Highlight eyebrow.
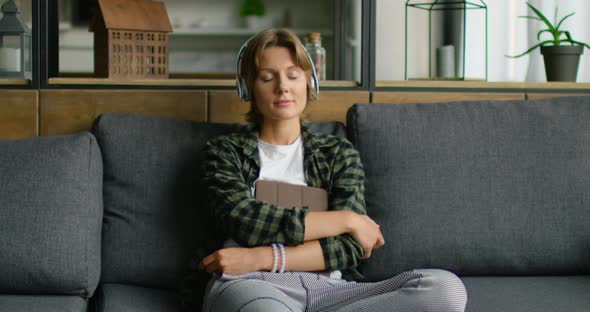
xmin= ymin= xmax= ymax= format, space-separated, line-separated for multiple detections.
xmin=259 ymin=66 xmax=301 ymax=73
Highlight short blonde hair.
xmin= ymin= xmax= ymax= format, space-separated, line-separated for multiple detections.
xmin=238 ymin=28 xmax=318 ymax=126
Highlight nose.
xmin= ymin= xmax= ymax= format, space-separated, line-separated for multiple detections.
xmin=276 ymin=75 xmax=289 ymax=94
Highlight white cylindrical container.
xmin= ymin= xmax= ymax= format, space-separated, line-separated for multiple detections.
xmin=436 ymin=45 xmax=455 ymax=78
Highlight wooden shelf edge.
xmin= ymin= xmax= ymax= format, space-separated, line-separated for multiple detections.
xmin=376 ymin=80 xmax=590 ymax=90
xmin=319 ymin=80 xmax=359 ymax=87
xmin=0 ymin=79 xmax=31 ymax=86
xmin=49 ymin=78 xmax=236 ymax=87
xmin=48 ymin=78 xmax=358 ymax=88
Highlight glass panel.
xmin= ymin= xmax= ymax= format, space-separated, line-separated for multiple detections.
xmin=341 ymin=0 xmax=362 ymax=82
xmin=376 ymin=0 xmax=590 ymax=83
xmin=376 ymin=0 xmax=488 ymax=81
xmin=56 ymin=0 xmax=362 ymax=84
xmin=14 ymin=0 xmax=32 ymax=26
xmin=24 ymin=34 xmax=31 ymax=71
xmin=0 ymin=35 xmax=21 ymax=71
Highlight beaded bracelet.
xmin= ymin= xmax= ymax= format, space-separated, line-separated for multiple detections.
xmin=271 ymin=243 xmax=279 ymax=273
xmin=278 ymin=243 xmax=286 ymax=273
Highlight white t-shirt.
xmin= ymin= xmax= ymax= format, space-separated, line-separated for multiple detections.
xmin=257 ymin=135 xmax=306 ymax=186
xmin=255 ymin=136 xmax=342 ymax=280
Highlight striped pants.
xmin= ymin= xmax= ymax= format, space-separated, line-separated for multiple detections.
xmin=202 ymin=269 xmax=467 ymax=312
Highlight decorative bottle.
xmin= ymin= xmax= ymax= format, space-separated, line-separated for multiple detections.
xmin=305 ymin=32 xmax=326 ymax=80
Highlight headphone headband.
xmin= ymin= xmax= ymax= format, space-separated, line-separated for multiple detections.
xmin=236 ymin=34 xmax=319 ymax=102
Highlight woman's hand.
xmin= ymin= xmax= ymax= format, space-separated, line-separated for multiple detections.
xmin=198 ymin=247 xmax=272 ymax=275
xmin=348 ymin=213 xmax=385 ymax=259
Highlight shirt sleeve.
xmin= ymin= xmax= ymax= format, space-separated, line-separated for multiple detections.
xmin=204 ymin=138 xmax=309 ymax=247
xmin=318 ymin=140 xmax=367 ymax=278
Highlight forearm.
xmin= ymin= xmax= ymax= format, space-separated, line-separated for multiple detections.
xmin=256 ymin=240 xmax=326 ymax=272
xmin=304 ymin=211 xmax=354 ymax=241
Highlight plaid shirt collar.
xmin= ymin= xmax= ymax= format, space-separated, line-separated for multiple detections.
xmin=242 ymin=124 xmax=321 ymax=161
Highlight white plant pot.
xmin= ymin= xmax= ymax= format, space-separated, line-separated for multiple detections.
xmin=244 ymin=16 xmax=271 ymax=29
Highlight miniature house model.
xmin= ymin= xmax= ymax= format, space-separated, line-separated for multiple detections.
xmin=90 ymin=0 xmax=173 ymax=79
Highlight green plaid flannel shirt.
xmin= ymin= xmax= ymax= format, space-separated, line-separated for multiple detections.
xmin=204 ymin=125 xmax=366 ymax=280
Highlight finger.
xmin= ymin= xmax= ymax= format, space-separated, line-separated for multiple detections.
xmin=374 ymin=236 xmax=385 ymax=249
xmin=363 ymin=248 xmax=372 ymax=259
xmin=205 ymin=260 xmax=221 ymax=274
xmin=199 ymin=253 xmax=216 ymax=270
xmin=377 ymin=232 xmax=385 ymax=248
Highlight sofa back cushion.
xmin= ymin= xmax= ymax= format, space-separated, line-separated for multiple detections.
xmin=347 ymin=97 xmax=590 ymax=281
xmin=93 ymin=113 xmax=346 ymax=290
xmin=93 ymin=114 xmax=241 ymax=290
xmin=0 ymin=132 xmax=102 ymax=297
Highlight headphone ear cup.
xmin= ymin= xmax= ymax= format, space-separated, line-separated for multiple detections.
xmin=240 ymin=77 xmax=249 ymax=101
xmin=236 ymin=37 xmax=251 ymax=102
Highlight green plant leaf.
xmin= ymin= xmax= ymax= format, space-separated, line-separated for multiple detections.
xmin=556 ymin=12 xmax=575 ymax=30
xmin=571 ymin=40 xmax=590 ymax=50
xmin=555 ymin=38 xmax=573 ymax=45
xmin=506 ymin=40 xmax=553 ymax=58
xmin=554 ymin=30 xmax=567 ymax=44
xmin=536 ymin=29 xmax=552 ymax=41
xmin=518 ymin=2 xmax=590 ymax=51
xmin=518 ymin=15 xmax=542 ymax=21
xmin=239 ymin=0 xmax=266 ymax=17
xmin=526 ymin=2 xmax=556 ymax=32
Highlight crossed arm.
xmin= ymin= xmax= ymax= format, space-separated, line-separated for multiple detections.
xmin=199 ymin=211 xmax=384 ymax=275
xmin=199 ymin=139 xmax=384 ymax=276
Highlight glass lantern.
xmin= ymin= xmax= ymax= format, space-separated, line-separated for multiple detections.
xmin=405 ymin=0 xmax=487 ymax=81
xmin=0 ymin=0 xmax=32 ymax=79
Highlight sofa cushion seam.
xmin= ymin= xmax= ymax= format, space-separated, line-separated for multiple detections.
xmin=86 ymin=133 xmax=91 ymax=298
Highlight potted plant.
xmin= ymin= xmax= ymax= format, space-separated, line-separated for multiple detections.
xmin=240 ymin=0 xmax=267 ymax=29
xmin=508 ymin=2 xmax=590 ymax=82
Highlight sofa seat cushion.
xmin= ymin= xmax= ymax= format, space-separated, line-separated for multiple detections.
xmin=0 ymin=132 xmax=103 ymax=297
xmin=463 ymin=275 xmax=590 ymax=312
xmin=347 ymin=97 xmax=590 ymax=281
xmin=0 ymin=295 xmax=88 ymax=312
xmin=94 ymin=283 xmax=179 ymax=312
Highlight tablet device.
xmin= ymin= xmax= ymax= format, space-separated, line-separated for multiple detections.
xmin=255 ymin=180 xmax=328 ymax=211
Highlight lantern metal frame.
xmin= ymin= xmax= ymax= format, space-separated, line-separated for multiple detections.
xmin=0 ymin=0 xmax=32 ymax=79
xmin=404 ymin=0 xmax=488 ymax=81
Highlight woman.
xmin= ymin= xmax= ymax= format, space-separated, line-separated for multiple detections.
xmin=200 ymin=28 xmax=467 ymax=311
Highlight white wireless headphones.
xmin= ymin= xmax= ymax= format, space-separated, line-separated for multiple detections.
xmin=236 ymin=35 xmax=319 ymax=102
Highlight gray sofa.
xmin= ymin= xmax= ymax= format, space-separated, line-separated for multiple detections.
xmin=1 ymin=96 xmax=589 ymax=311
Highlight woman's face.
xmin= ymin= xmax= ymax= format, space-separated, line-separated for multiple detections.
xmin=252 ymin=46 xmax=308 ymax=125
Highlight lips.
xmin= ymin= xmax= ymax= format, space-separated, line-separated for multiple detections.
xmin=275 ymin=99 xmax=293 ymax=107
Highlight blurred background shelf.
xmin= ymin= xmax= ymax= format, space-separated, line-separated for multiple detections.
xmin=170 ymin=28 xmax=333 ymax=37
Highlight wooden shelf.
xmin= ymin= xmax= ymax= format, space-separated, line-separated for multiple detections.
xmin=170 ymin=28 xmax=333 ymax=37
xmin=48 ymin=78 xmax=357 ymax=87
xmin=0 ymin=79 xmax=30 ymax=86
xmin=376 ymin=80 xmax=590 ymax=90
xmin=49 ymin=78 xmax=235 ymax=87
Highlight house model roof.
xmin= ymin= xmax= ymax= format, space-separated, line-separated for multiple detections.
xmin=91 ymin=0 xmax=172 ymax=32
